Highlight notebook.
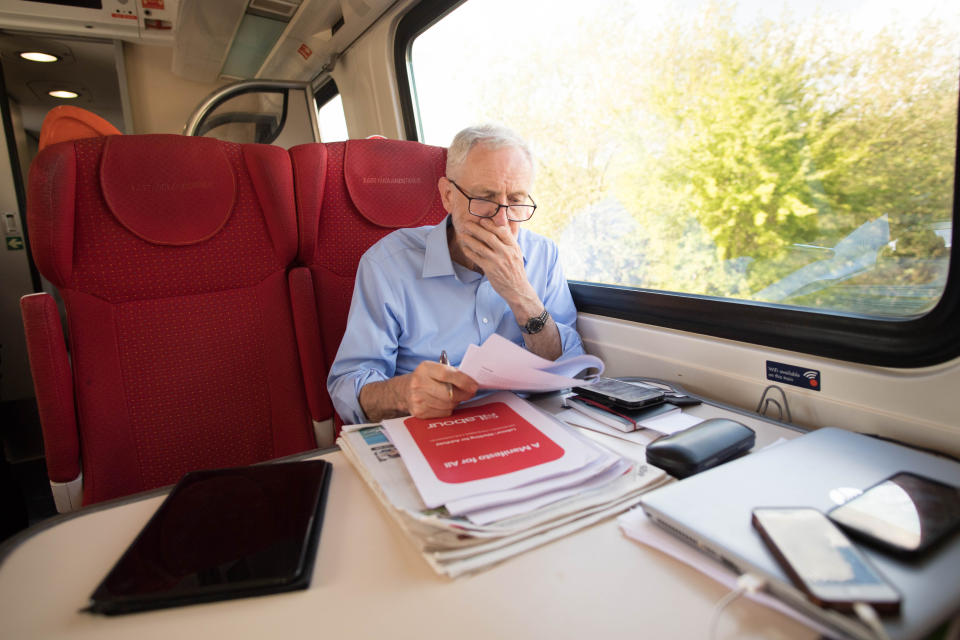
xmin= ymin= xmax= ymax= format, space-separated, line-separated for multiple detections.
xmin=87 ymin=459 xmax=332 ymax=615
xmin=640 ymin=427 xmax=960 ymax=640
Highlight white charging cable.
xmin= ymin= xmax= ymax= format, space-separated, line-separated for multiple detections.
xmin=853 ymin=602 xmax=892 ymax=640
xmin=709 ymin=573 xmax=767 ymax=640
xmin=711 ymin=577 xmax=893 ymax=640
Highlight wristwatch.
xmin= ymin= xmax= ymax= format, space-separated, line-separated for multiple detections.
xmin=519 ymin=308 xmax=550 ymax=335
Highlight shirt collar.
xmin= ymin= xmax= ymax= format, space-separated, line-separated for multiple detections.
xmin=422 ymin=216 xmax=456 ymax=278
xmin=421 ymin=215 xmax=530 ymax=278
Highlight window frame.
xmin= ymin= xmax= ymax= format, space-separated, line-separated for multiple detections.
xmin=394 ymin=0 xmax=960 ymax=368
xmin=314 ymin=78 xmax=340 ymax=110
xmin=313 ymin=77 xmax=350 ymax=142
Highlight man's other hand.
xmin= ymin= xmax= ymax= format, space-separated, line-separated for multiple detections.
xmin=404 ymin=361 xmax=479 ymax=418
xmin=359 ymin=361 xmax=479 ymax=422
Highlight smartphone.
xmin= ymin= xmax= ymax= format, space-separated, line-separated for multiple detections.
xmin=571 ymin=377 xmax=665 ymax=410
xmin=752 ymin=507 xmax=900 ymax=614
xmin=828 ymin=472 xmax=960 ymax=556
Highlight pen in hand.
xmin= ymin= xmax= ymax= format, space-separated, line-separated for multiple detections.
xmin=439 ymin=350 xmax=453 ymax=399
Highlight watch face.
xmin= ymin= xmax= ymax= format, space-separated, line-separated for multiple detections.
xmin=524 ymin=311 xmax=547 ymax=334
xmin=526 ymin=317 xmax=545 ymax=333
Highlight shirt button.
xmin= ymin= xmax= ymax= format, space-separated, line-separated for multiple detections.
xmin=482 ymin=318 xmax=489 ymax=324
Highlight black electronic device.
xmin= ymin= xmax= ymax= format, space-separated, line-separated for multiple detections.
xmin=87 ymin=459 xmax=332 ymax=615
xmin=611 ymin=377 xmax=702 ymax=407
xmin=827 ymin=471 xmax=960 ymax=556
xmin=752 ymin=507 xmax=901 ymax=614
xmin=564 ymin=394 xmax=678 ymax=432
xmin=645 ymin=418 xmax=754 ymax=478
xmin=572 ymin=377 xmax=665 ymax=410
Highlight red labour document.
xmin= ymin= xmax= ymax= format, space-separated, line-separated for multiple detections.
xmin=381 ymin=391 xmax=603 ymax=508
xmin=402 ymin=402 xmax=565 ymax=483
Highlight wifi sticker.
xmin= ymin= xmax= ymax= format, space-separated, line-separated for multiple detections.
xmin=766 ymin=361 xmax=821 ymax=391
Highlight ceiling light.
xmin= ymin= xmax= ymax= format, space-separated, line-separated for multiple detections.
xmin=48 ymin=90 xmax=79 ymax=99
xmin=220 ymin=13 xmax=287 ymax=78
xmin=20 ymin=51 xmax=60 ymax=63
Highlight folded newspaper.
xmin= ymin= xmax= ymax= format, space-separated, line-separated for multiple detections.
xmin=337 ymin=392 xmax=669 ymax=577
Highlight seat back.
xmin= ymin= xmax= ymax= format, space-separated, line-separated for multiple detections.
xmin=26 ymin=134 xmax=316 ymax=505
xmin=290 ymin=138 xmax=449 ymax=425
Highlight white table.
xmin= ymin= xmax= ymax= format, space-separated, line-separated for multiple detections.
xmin=0 ymin=397 xmax=817 ymax=640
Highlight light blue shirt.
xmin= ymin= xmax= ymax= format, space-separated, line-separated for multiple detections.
xmin=327 ymin=216 xmax=585 ymax=424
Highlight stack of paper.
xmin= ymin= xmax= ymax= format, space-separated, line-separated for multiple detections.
xmin=338 ymin=391 xmax=669 ymax=577
xmin=458 ymin=334 xmax=604 ymax=392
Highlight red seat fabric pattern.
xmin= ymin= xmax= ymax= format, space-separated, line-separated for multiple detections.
xmin=25 ymin=134 xmax=316 ymax=505
xmin=290 ymin=138 xmax=449 ymax=428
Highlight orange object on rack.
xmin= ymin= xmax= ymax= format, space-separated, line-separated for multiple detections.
xmin=37 ymin=105 xmax=122 ymax=151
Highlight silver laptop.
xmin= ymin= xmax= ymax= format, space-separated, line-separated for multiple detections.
xmin=640 ymin=427 xmax=960 ymax=640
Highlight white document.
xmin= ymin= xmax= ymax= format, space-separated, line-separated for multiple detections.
xmin=557 ymin=408 xmax=662 ymax=445
xmin=464 ymin=458 xmax=633 ymax=525
xmin=380 ymin=391 xmax=603 ymax=508
xmin=557 ymin=404 xmax=704 ymax=440
xmin=338 ymin=423 xmax=659 ymax=543
xmin=444 ymin=444 xmax=621 ymax=515
xmin=459 ymin=333 xmax=603 ymax=392
xmin=337 ymin=424 xmax=670 ymax=577
xmin=640 ymin=410 xmax=703 ymax=435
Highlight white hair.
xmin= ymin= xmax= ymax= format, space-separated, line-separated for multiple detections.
xmin=446 ymin=124 xmax=534 ymax=180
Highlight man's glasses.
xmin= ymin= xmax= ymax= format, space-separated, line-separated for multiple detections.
xmin=449 ymin=180 xmax=537 ymax=222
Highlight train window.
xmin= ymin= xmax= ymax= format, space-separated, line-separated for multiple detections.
xmin=397 ymin=0 xmax=960 ymax=367
xmin=187 ymin=83 xmax=318 ymax=147
xmin=315 ymin=80 xmax=348 ymax=142
xmin=194 ymin=89 xmax=290 ymax=144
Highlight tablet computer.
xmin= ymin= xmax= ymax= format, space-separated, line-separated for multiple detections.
xmin=87 ymin=459 xmax=332 ymax=615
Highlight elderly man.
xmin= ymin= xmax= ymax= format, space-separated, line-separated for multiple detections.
xmin=327 ymin=124 xmax=584 ymax=424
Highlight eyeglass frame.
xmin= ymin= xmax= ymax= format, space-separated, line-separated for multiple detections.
xmin=448 ymin=180 xmax=538 ymax=222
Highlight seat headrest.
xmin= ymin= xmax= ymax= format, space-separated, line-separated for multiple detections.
xmin=38 ymin=105 xmax=122 ymax=151
xmin=343 ymin=138 xmax=447 ymax=228
xmin=100 ymin=135 xmax=236 ymax=246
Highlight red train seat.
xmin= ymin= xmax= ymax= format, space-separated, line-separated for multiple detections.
xmin=289 ymin=138 xmax=449 ymax=431
xmin=22 ymin=134 xmax=318 ymax=509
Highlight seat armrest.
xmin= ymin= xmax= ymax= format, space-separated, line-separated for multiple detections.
xmin=288 ymin=268 xmax=333 ymax=434
xmin=20 ymin=293 xmax=80 ymax=483
xmin=50 ymin=474 xmax=83 ymax=513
